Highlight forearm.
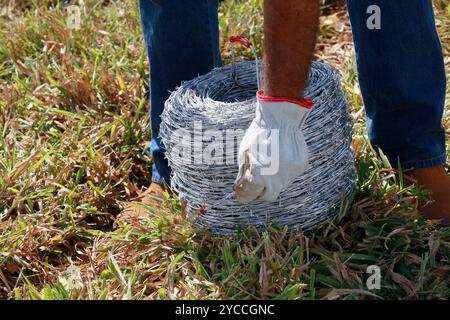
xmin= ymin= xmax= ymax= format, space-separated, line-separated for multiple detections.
xmin=263 ymin=0 xmax=320 ymax=100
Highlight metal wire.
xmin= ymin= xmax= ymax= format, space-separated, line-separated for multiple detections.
xmin=160 ymin=60 xmax=356 ymax=235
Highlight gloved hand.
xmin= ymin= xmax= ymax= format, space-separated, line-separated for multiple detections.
xmin=234 ymin=90 xmax=313 ymax=204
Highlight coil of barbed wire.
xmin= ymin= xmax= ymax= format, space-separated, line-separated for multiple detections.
xmin=160 ymin=60 xmax=356 ymax=235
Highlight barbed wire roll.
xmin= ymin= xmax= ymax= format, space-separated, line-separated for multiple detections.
xmin=160 ymin=60 xmax=356 ymax=235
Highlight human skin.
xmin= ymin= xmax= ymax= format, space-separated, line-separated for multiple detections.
xmin=263 ymin=0 xmax=319 ymax=100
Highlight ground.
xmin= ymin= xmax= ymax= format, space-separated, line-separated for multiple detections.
xmin=0 ymin=0 xmax=449 ymax=300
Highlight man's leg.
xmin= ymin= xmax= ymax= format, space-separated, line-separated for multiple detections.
xmin=347 ymin=0 xmax=449 ymax=221
xmin=140 ymin=0 xmax=222 ymax=187
xmin=119 ymin=0 xmax=221 ymax=222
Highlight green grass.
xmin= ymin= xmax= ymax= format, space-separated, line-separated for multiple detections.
xmin=0 ymin=0 xmax=449 ymax=300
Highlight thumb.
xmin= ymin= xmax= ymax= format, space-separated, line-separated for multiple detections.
xmin=234 ymin=152 xmax=264 ymax=204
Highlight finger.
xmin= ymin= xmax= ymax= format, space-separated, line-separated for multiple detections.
xmin=235 ymin=178 xmax=264 ymax=204
xmin=259 ymin=184 xmax=281 ymax=203
xmin=234 ymin=151 xmax=251 ymax=189
xmin=234 ymin=152 xmax=264 ymax=203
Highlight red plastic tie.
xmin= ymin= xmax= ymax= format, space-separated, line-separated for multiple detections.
xmin=229 ymin=35 xmax=253 ymax=49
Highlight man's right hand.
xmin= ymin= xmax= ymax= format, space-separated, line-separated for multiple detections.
xmin=234 ymin=91 xmax=313 ymax=204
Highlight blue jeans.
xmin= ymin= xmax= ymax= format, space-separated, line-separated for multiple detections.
xmin=138 ymin=0 xmax=447 ymax=185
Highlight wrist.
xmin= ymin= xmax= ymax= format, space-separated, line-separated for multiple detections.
xmin=255 ymin=91 xmax=313 ymax=128
xmin=257 ymin=90 xmax=313 ymax=109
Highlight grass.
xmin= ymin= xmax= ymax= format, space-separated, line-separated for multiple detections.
xmin=0 ymin=0 xmax=449 ymax=300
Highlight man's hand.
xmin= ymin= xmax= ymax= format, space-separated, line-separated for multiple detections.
xmin=234 ymin=0 xmax=319 ymax=204
xmin=234 ymin=91 xmax=313 ymax=204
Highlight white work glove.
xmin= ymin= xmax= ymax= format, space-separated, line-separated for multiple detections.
xmin=234 ymin=91 xmax=313 ymax=204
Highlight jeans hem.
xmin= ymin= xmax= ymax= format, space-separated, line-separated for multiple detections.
xmin=151 ymin=177 xmax=165 ymax=185
xmin=400 ymin=153 xmax=447 ymax=171
xmin=151 ymin=166 xmax=169 ymax=185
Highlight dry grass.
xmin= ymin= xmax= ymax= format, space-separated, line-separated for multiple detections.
xmin=0 ymin=0 xmax=449 ymax=300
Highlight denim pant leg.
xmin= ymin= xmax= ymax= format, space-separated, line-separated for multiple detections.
xmin=138 ymin=0 xmax=222 ymax=185
xmin=347 ymin=0 xmax=447 ymax=169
